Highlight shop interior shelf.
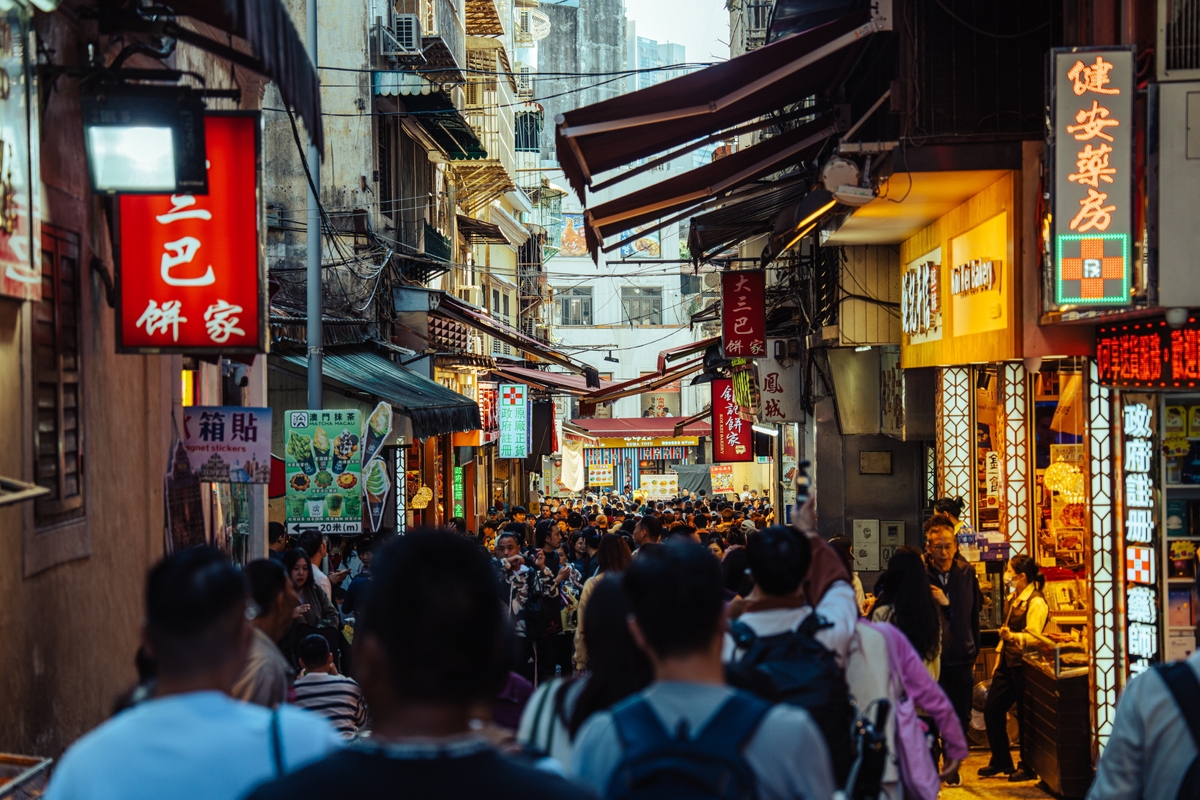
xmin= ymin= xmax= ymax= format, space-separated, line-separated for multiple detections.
xmin=1167 ymin=576 xmax=1197 ymax=582
xmin=1165 ymin=485 xmax=1200 ymax=498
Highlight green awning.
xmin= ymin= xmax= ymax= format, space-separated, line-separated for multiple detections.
xmin=277 ymin=347 xmax=480 ymax=440
xmin=422 ymin=113 xmax=488 ymax=161
xmin=374 ymin=71 xmax=488 ymax=161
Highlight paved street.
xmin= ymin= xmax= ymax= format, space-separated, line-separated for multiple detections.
xmin=946 ymin=753 xmax=1057 ymax=800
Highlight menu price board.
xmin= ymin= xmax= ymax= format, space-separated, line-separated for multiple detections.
xmin=640 ymin=473 xmax=679 ymax=500
xmin=589 ymin=463 xmax=614 ymax=487
xmin=1051 ymin=48 xmax=1135 ymax=307
xmin=710 ymin=464 xmax=735 ymax=493
xmin=285 ymin=409 xmax=362 ymax=535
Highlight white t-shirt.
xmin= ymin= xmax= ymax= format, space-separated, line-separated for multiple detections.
xmin=44 ymin=691 xmax=342 ymax=800
xmin=311 ymin=564 xmax=333 ymax=601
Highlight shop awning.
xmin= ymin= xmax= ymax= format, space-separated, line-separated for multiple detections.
xmin=583 ymin=117 xmax=835 ymax=260
xmin=658 ymin=336 xmax=721 ymax=372
xmin=687 ymin=176 xmax=814 ymax=264
xmin=372 ymin=75 xmax=489 ymax=161
xmin=555 ymin=9 xmax=880 ymax=199
xmin=277 ymin=347 xmax=480 ymax=440
xmin=569 ymin=417 xmax=713 ymax=440
xmin=582 ymin=357 xmax=705 ymax=405
xmin=456 ymin=214 xmax=509 ymax=244
xmin=112 ymin=0 xmax=324 ymax=150
xmin=492 ymin=365 xmax=614 ymax=396
xmin=562 ymin=420 xmax=600 ymax=445
xmin=434 ymin=294 xmax=601 ymax=386
xmin=673 ymin=407 xmax=713 ymax=437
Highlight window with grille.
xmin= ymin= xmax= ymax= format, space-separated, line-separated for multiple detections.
xmin=502 ymin=292 xmax=511 ymax=323
xmin=34 ymin=227 xmax=84 ymax=526
xmin=557 ymin=287 xmax=593 ymax=326
xmin=621 ymin=286 xmax=662 ymax=325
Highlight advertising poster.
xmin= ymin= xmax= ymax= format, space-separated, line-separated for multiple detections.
xmin=619 ymin=224 xmax=662 ymax=259
xmin=710 ymin=464 xmax=735 ymax=493
xmin=0 ymin=4 xmax=40 ymax=302
xmin=640 ymin=473 xmax=679 ymax=500
xmin=181 ymin=406 xmax=271 ymax=483
xmin=285 ymin=409 xmax=362 ymax=534
xmin=589 ymin=463 xmax=614 ymax=486
xmin=560 ymin=213 xmax=587 ymax=258
xmin=499 ymin=384 xmax=530 ymax=459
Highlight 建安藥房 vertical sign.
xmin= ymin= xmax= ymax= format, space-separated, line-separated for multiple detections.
xmin=1122 ymin=399 xmax=1159 ymax=676
xmin=498 ymin=384 xmax=529 ymax=459
xmin=1052 ymin=48 xmax=1134 ymax=307
xmin=721 ymin=270 xmax=766 ymax=358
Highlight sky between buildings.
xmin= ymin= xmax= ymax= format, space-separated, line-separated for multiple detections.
xmin=624 ymin=0 xmax=731 ymax=64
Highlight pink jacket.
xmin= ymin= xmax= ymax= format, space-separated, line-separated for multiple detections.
xmin=869 ymin=621 xmax=969 ymax=761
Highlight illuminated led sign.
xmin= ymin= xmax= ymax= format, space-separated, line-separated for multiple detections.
xmin=1052 ymin=48 xmax=1135 ymax=307
xmin=1121 ymin=400 xmax=1159 ymax=676
xmin=1096 ymin=315 xmax=1200 ymax=387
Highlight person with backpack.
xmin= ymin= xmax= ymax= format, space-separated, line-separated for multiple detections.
xmin=570 ymin=541 xmax=836 ymax=800
xmin=1089 ymin=569 xmax=1200 ymax=800
xmin=722 ymin=526 xmax=859 ymax=786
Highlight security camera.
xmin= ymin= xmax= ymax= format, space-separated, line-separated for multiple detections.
xmin=1166 ymin=308 xmax=1190 ymax=329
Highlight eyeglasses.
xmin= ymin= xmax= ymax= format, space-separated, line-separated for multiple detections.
xmin=929 ymin=544 xmax=956 ymax=552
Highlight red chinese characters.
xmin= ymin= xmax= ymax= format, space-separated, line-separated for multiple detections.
xmin=118 ymin=115 xmax=261 ymax=352
xmin=713 ymin=378 xmax=752 ymax=462
xmin=721 ymin=270 xmax=766 ymax=358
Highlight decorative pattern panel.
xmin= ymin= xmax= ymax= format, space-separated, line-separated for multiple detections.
xmin=1003 ymin=363 xmax=1030 ymax=555
xmin=939 ymin=367 xmax=973 ymax=522
xmin=1088 ymin=360 xmax=1117 ymax=754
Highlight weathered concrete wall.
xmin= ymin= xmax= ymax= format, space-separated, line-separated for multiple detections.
xmin=536 ymin=0 xmax=627 ymax=161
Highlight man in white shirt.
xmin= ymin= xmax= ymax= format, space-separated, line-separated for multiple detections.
xmin=44 ymin=547 xmax=340 ymax=800
xmin=299 ymin=531 xmax=347 ymax=601
xmin=233 ymin=559 xmax=301 ymax=708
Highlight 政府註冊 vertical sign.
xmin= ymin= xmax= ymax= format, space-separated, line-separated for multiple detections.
xmin=1052 ymin=48 xmax=1134 ymax=307
xmin=1121 ymin=398 xmax=1159 ymax=676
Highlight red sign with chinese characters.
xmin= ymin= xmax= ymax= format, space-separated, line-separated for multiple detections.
xmin=722 ymin=270 xmax=766 ymax=358
xmin=713 ymin=378 xmax=752 ymax=462
xmin=1097 ymin=315 xmax=1200 ymax=387
xmin=117 ymin=114 xmax=262 ymax=352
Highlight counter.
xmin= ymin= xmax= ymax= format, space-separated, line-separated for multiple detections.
xmin=1022 ymin=646 xmax=1093 ymax=798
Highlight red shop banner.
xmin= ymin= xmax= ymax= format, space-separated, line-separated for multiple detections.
xmin=117 ymin=113 xmax=264 ymax=353
xmin=721 ymin=270 xmax=766 ymax=358
xmin=713 ymin=378 xmax=752 ymax=462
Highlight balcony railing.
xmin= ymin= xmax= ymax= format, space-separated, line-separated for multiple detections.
xmin=394 ymin=0 xmax=466 ymax=79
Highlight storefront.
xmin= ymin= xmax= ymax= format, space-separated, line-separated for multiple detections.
xmin=901 ymin=172 xmax=1106 ymax=774
xmin=563 ymin=418 xmax=709 ymax=496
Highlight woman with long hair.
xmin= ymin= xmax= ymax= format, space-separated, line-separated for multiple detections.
xmin=572 ymin=534 xmax=632 ymax=673
xmin=281 ymin=548 xmax=339 ymax=630
xmin=871 ymin=546 xmax=943 ymax=678
xmin=980 ymin=554 xmax=1047 ymax=783
xmin=517 ymin=577 xmax=653 ymax=768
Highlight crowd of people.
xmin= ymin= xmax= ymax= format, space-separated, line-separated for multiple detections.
xmin=49 ymin=482 xmax=1191 ymax=800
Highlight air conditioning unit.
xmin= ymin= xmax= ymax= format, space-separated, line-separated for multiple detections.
xmin=515 ymin=64 xmax=535 ymax=98
xmin=1159 ymin=0 xmax=1200 ymax=81
xmin=379 ymin=13 xmax=422 ymax=57
xmin=469 ymin=335 xmax=484 ymax=355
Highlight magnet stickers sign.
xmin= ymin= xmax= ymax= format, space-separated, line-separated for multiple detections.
xmin=117 ymin=113 xmax=264 ymax=352
xmin=1051 ymin=48 xmax=1134 ymax=307
xmin=285 ymin=409 xmax=362 ymax=535
xmin=713 ymin=378 xmax=752 ymax=462
xmin=181 ymin=406 xmax=271 ymax=483
xmin=722 ymin=270 xmax=766 ymax=358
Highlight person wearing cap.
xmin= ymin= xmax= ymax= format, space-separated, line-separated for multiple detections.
xmin=739 ymin=518 xmax=758 ymax=537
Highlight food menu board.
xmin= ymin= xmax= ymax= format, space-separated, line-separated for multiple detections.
xmin=710 ymin=464 xmax=735 ymax=493
xmin=285 ymin=409 xmax=362 ymax=534
xmin=640 ymin=473 xmax=679 ymax=500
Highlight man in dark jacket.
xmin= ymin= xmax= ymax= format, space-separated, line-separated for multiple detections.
xmin=926 ymin=513 xmax=982 ymax=786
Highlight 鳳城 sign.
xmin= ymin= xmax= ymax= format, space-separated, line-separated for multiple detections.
xmin=1052 ymin=48 xmax=1135 ymax=307
xmin=713 ymin=378 xmax=752 ymax=462
xmin=498 ymin=384 xmax=530 ymax=459
xmin=758 ymin=339 xmax=805 ymax=423
xmin=117 ymin=113 xmax=264 ymax=352
xmin=1121 ymin=399 xmax=1159 ymax=676
xmin=721 ymin=270 xmax=766 ymax=358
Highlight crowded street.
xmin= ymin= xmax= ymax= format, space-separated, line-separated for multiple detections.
xmin=0 ymin=0 xmax=1197 ymax=799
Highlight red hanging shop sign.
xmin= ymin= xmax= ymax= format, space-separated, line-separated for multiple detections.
xmin=116 ymin=113 xmax=265 ymax=353
xmin=713 ymin=378 xmax=752 ymax=462
xmin=1096 ymin=315 xmax=1200 ymax=388
xmin=721 ymin=270 xmax=766 ymax=358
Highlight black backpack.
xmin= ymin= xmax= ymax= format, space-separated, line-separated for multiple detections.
xmin=1155 ymin=662 xmax=1200 ymax=800
xmin=606 ymin=692 xmax=771 ymax=800
xmin=725 ymin=612 xmax=856 ymax=785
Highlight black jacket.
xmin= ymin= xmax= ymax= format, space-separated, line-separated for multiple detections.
xmin=927 ymin=556 xmax=982 ymax=667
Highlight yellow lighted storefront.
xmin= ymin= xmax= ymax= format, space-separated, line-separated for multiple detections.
xmin=901 ymin=172 xmax=1109 ymax=772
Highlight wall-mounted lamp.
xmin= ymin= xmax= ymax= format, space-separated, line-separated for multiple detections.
xmin=604 ymin=350 xmax=619 ymax=363
xmin=81 ymin=84 xmax=208 ymax=195
xmin=1167 ymin=307 xmax=1191 ymax=330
